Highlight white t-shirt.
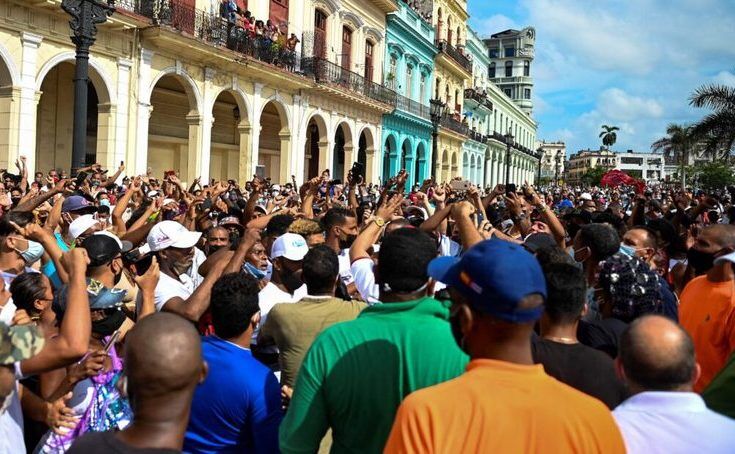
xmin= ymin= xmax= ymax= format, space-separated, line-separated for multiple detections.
xmin=253 ymin=282 xmax=307 ymax=349
xmin=338 ymin=249 xmax=354 ymax=285
xmin=138 ymin=248 xmax=205 ymax=312
xmin=351 ymin=257 xmax=380 ymax=305
xmin=0 ymin=383 xmax=23 ymax=454
xmin=439 ymin=235 xmax=462 ymax=257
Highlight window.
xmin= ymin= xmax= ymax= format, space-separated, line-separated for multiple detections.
xmin=314 ymin=9 xmax=327 ymax=58
xmin=524 ymin=88 xmax=531 ymax=99
xmin=270 ymin=0 xmax=289 ymax=31
xmin=388 ymin=56 xmax=397 ymax=89
xmin=364 ymin=40 xmax=374 ymax=81
xmin=341 ymin=26 xmax=352 ymax=69
xmin=503 ymin=87 xmax=512 ymax=98
xmin=406 ymin=65 xmax=413 ymax=98
xmin=489 ymin=62 xmax=495 ymax=78
xmin=505 ymin=61 xmax=512 ymax=77
xmin=504 ymin=47 xmax=515 ymax=57
xmin=419 ymin=73 xmax=426 ymax=103
xmin=489 ymin=48 xmax=499 ymax=58
xmin=523 ymin=60 xmax=530 ymax=76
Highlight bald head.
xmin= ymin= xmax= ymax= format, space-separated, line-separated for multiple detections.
xmin=706 ymin=224 xmax=735 ymax=249
xmin=125 ymin=313 xmax=204 ymax=406
xmin=619 ymin=315 xmax=697 ymax=391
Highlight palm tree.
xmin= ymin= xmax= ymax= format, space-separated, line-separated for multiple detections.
xmin=690 ymin=84 xmax=735 ymax=161
xmin=599 ymin=125 xmax=620 ymax=150
xmin=651 ymin=123 xmax=698 ymax=187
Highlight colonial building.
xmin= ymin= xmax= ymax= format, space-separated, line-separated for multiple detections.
xmin=381 ymin=0 xmax=435 ymax=187
xmin=485 ymin=27 xmax=535 ymax=115
xmin=537 ymin=140 xmax=566 ymax=183
xmin=565 ymin=148 xmax=617 ymax=184
xmin=461 ymin=26 xmax=490 ymax=187
xmin=2 ymin=0 xmax=399 ymax=185
xmin=615 ymin=150 xmax=665 ymax=182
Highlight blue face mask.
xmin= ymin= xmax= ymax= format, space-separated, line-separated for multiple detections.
xmin=243 ymin=262 xmax=266 ymax=280
xmin=13 ymin=238 xmax=45 ymax=265
xmin=99 ymin=199 xmax=111 ymax=207
xmin=619 ymin=243 xmax=637 ymax=258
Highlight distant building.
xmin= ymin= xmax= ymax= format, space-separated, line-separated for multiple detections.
xmin=615 ymin=150 xmax=666 ymax=182
xmin=565 ymin=148 xmax=616 ymax=184
xmin=537 ymin=141 xmax=566 ymax=182
xmin=484 ymin=27 xmax=535 ymax=115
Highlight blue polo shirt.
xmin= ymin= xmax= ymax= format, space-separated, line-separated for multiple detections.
xmin=184 ymin=336 xmax=282 ymax=454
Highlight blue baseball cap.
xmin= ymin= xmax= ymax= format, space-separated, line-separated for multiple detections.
xmin=62 ymin=195 xmax=96 ymax=213
xmin=428 ymin=239 xmax=547 ymax=323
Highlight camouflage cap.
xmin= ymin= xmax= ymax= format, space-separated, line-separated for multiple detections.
xmin=0 ymin=323 xmax=45 ymax=365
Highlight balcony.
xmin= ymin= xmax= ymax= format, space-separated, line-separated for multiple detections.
xmin=491 ymin=76 xmax=534 ymax=85
xmin=436 ymin=40 xmax=473 ymax=75
xmin=395 ymin=94 xmax=430 ymax=120
xmin=468 ymin=129 xmax=485 ymax=143
xmin=301 ymin=57 xmax=397 ymax=107
xmin=464 ymin=88 xmax=494 ymax=111
xmin=439 ymin=114 xmax=469 ymax=137
xmin=113 ymin=0 xmax=303 ymax=72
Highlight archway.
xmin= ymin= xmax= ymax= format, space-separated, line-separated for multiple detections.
xmin=0 ymin=51 xmax=16 ymax=170
xmin=304 ymin=113 xmax=328 ymax=180
xmin=415 ymin=142 xmax=426 ymax=184
xmin=333 ymin=122 xmax=352 ymax=182
xmin=148 ymin=74 xmax=199 ymax=183
xmin=258 ymin=100 xmax=291 ymax=183
xmin=401 ymin=138 xmax=411 ymax=174
xmin=451 ymin=152 xmax=458 ymax=177
xmin=462 ymin=152 xmax=470 ymax=180
xmin=36 ymin=61 xmax=113 ymax=173
xmin=209 ymin=90 xmax=250 ymax=183
xmin=357 ymin=127 xmax=376 ymax=183
xmin=440 ymin=149 xmax=449 ymax=183
xmin=383 ymin=133 xmax=398 ymax=183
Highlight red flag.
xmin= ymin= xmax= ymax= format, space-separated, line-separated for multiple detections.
xmin=601 ymin=170 xmax=646 ymax=193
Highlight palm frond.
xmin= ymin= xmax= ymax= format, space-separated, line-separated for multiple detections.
xmin=689 ymin=84 xmax=735 ymax=110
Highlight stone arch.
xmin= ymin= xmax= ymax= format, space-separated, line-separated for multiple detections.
xmin=0 ymin=42 xmax=19 ymax=170
xmin=333 ymin=121 xmax=353 ymax=181
xmin=383 ymin=132 xmax=398 ymax=182
xmin=36 ymin=52 xmax=114 ymax=105
xmin=400 ymin=136 xmax=413 ymax=175
xmin=0 ymin=42 xmax=19 ymax=87
xmin=209 ymin=88 xmax=252 ymax=183
xmin=146 ymin=66 xmax=201 ymax=114
xmin=259 ymin=99 xmax=291 ymax=183
xmin=462 ymin=151 xmax=470 ymax=179
xmin=357 ymin=125 xmax=376 ymax=182
xmin=304 ymin=111 xmax=330 ymax=179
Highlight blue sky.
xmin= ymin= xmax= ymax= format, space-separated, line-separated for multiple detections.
xmin=467 ymin=0 xmax=735 ymax=156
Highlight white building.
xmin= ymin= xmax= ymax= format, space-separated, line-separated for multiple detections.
xmin=615 ymin=150 xmax=666 ymax=182
xmin=484 ymin=27 xmax=535 ymax=115
xmin=537 ymin=141 xmax=565 ymax=182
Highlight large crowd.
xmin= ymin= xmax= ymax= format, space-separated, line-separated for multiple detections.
xmin=1 ymin=155 xmax=735 ymax=453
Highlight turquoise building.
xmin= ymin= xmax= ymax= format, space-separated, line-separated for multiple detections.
xmin=381 ymin=2 xmax=436 ymax=186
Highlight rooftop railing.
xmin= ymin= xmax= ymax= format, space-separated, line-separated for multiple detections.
xmin=301 ymin=57 xmax=397 ymax=107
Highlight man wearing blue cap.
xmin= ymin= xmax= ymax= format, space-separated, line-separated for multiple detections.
xmin=385 ymin=239 xmax=625 ymax=453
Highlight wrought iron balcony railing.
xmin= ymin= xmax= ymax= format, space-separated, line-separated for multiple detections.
xmin=301 ymin=57 xmax=397 ymax=107
xmin=395 ymin=94 xmax=430 ymax=120
xmin=436 ymin=40 xmax=472 ymax=73
xmin=439 ymin=114 xmax=469 ymax=137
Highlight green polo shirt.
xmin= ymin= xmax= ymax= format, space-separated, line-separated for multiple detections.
xmin=279 ymin=296 xmax=469 ymax=454
xmin=703 ymin=351 xmax=735 ymax=418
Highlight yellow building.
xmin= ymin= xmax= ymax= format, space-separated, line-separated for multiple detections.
xmin=566 ymin=148 xmax=617 ymax=184
xmin=0 ymin=0 xmax=398 ymax=185
xmin=430 ymin=0 xmax=471 ymax=182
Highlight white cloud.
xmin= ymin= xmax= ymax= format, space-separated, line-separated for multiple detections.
xmin=473 ymin=14 xmax=519 ymax=37
xmin=596 ymin=88 xmax=664 ymax=121
xmin=713 ymin=71 xmax=735 ymax=86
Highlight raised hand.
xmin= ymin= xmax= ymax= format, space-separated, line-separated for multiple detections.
xmin=134 ymin=256 xmax=160 ymax=294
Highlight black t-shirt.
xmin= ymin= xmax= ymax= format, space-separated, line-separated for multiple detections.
xmin=577 ymin=318 xmax=628 ymax=358
xmin=532 ymin=338 xmax=627 ymax=409
xmin=68 ymin=432 xmax=181 ymax=454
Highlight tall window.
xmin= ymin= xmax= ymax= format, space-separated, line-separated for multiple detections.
xmin=489 ymin=62 xmax=495 ymax=78
xmin=269 ymin=0 xmax=289 ymax=31
xmin=405 ymin=65 xmax=413 ymax=98
xmin=314 ymin=9 xmax=327 ymax=58
xmin=504 ymin=87 xmax=512 ymax=98
xmin=505 ymin=61 xmax=513 ymax=77
xmin=388 ymin=56 xmax=397 ymax=89
xmin=419 ymin=73 xmax=426 ymax=103
xmin=489 ymin=48 xmax=499 ymax=58
xmin=524 ymin=88 xmax=531 ymax=99
xmin=341 ymin=26 xmax=352 ymax=70
xmin=364 ymin=40 xmax=374 ymax=81
xmin=523 ymin=60 xmax=530 ymax=76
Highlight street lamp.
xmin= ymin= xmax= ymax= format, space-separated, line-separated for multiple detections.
xmin=504 ymin=129 xmax=514 ymax=185
xmin=61 ymin=0 xmax=115 ymax=175
xmin=429 ymin=99 xmax=446 ymax=179
xmin=555 ymin=151 xmax=562 ymax=186
xmin=536 ymin=147 xmax=543 ymax=185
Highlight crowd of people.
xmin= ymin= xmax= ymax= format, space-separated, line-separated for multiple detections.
xmin=1 ymin=155 xmax=735 ymax=453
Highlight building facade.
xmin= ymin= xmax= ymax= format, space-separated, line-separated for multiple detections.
xmin=381 ymin=1 xmax=435 ymax=187
xmin=565 ymin=148 xmax=617 ymax=184
xmin=460 ymin=26 xmax=490 ymax=186
xmin=537 ymin=141 xmax=566 ymax=182
xmin=484 ymin=27 xmax=535 ymax=115
xmin=1 ymin=0 xmax=401 ymax=186
xmin=615 ymin=150 xmax=665 ymax=182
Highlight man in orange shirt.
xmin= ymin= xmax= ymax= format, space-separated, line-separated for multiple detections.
xmin=385 ymin=239 xmax=624 ymax=454
xmin=679 ymin=224 xmax=735 ymax=392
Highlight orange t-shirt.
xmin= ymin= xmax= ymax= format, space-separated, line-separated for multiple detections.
xmin=679 ymin=275 xmax=735 ymax=392
xmin=384 ymin=359 xmax=624 ymax=454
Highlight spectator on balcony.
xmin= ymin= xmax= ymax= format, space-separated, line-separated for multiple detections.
xmin=266 ymin=20 xmax=279 ymax=43
xmin=254 ymin=20 xmax=265 ymax=38
xmin=220 ymin=0 xmax=238 ymax=24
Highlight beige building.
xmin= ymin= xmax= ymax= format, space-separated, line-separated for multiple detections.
xmin=1 ymin=0 xmax=398 ymax=185
xmin=537 ymin=140 xmax=566 ymax=182
xmin=565 ymin=148 xmax=616 ymax=184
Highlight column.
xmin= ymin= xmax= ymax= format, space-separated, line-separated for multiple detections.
xmin=250 ymin=83 xmax=264 ymax=176
xmin=237 ymin=124 xmax=252 ymax=183
xmin=95 ymin=103 xmax=116 ymax=170
xmin=186 ymin=113 xmax=204 ymax=185
xmin=134 ymin=48 xmax=154 ymax=175
xmin=18 ymin=32 xmax=43 ymax=174
xmin=290 ymin=95 xmax=305 ymax=185
xmin=199 ymin=67 xmax=216 ymax=184
xmin=115 ymin=58 xmax=132 ymax=170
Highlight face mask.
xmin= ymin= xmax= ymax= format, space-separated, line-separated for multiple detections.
xmin=573 ymin=246 xmax=589 ymax=264
xmin=243 ymin=261 xmax=266 ymax=280
xmin=279 ymin=265 xmax=303 ymax=293
xmin=207 ymin=244 xmax=223 ymax=256
xmin=13 ymin=238 xmax=45 ymax=265
xmin=99 ymin=199 xmax=110 ymax=207
xmin=338 ymin=233 xmax=357 ymax=250
xmin=10 ymin=197 xmax=20 ymax=205
xmin=619 ymin=244 xmax=637 ymax=258
xmin=0 ymin=387 xmax=15 ymax=415
xmin=687 ymin=247 xmax=721 ymax=275
xmin=92 ymin=308 xmax=126 ymax=337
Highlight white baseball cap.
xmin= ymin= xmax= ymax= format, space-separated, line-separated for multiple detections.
xmin=147 ymin=220 xmax=202 ymax=252
xmin=579 ymin=192 xmax=593 ymax=201
xmin=270 ymin=233 xmax=308 ymax=261
xmin=69 ymin=214 xmax=100 ymax=240
xmin=715 ymin=252 xmax=735 ymax=265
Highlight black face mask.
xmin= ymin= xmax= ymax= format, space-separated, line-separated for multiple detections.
xmin=280 ymin=267 xmax=303 ymax=293
xmin=687 ymin=247 xmax=722 ymax=275
xmin=338 ymin=234 xmax=357 ymax=250
xmin=92 ymin=309 xmax=126 ymax=337
xmin=207 ymin=244 xmax=223 ymax=256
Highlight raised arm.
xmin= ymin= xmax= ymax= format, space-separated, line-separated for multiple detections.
xmin=13 ymin=178 xmax=67 ymax=213
xmin=451 ymin=201 xmax=484 ymax=250
xmin=350 ymin=194 xmax=403 ymax=262
xmin=102 ymin=162 xmax=125 ymax=188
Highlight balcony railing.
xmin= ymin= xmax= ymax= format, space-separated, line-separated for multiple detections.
xmin=436 ymin=40 xmax=473 ymax=73
xmin=302 ymin=57 xmax=397 ymax=107
xmin=395 ymin=94 xmax=430 ymax=120
xmin=468 ymin=129 xmax=485 ymax=143
xmin=439 ymin=114 xmax=469 ymax=137
xmin=464 ymin=88 xmax=494 ymax=111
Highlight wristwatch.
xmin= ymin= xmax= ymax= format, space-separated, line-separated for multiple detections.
xmin=373 ymin=217 xmax=386 ymax=227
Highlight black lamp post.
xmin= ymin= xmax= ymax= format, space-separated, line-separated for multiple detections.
xmin=555 ymin=151 xmax=562 ymax=185
xmin=429 ymin=99 xmax=446 ymax=179
xmin=61 ymin=0 xmax=115 ymax=175
xmin=536 ymin=147 xmax=543 ymax=185
xmin=504 ymin=129 xmax=514 ymax=185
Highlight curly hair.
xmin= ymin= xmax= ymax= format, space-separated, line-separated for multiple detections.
xmin=288 ymin=218 xmax=324 ymax=237
xmin=598 ymin=252 xmax=662 ymax=323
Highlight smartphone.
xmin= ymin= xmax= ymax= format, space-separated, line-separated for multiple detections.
xmin=201 ymin=198 xmax=213 ymax=211
xmin=506 ymin=183 xmax=517 ymax=196
xmin=450 ymin=180 xmax=471 ymax=192
xmin=75 ymin=171 xmax=88 ymax=187
xmin=103 ymin=330 xmax=121 ymax=354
